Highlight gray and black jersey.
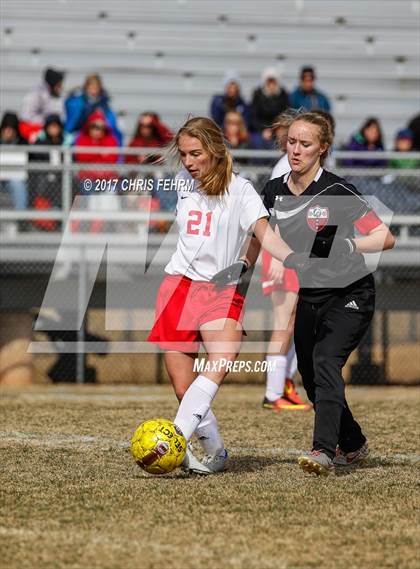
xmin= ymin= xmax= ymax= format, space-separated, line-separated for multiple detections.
xmin=261 ymin=167 xmax=382 ymax=302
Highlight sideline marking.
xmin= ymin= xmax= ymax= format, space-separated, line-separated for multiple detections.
xmin=1 ymin=432 xmax=419 ymax=464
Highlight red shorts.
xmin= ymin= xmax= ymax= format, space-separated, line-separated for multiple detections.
xmin=147 ymin=275 xmax=245 ymax=352
xmin=261 ymin=250 xmax=299 ymax=296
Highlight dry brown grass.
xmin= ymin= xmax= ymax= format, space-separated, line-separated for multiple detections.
xmin=1 ymin=384 xmax=419 ymax=569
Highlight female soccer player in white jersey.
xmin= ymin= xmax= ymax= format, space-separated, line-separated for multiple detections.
xmin=148 ymin=117 xmax=296 ymax=474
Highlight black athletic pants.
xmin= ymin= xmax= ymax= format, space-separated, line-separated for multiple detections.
xmin=294 ymin=280 xmax=375 ymax=459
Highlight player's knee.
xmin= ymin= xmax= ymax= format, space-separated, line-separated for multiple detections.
xmin=314 ymin=353 xmax=339 ymax=375
xmin=314 ymin=353 xmax=343 ymax=382
xmin=313 ymin=358 xmax=345 ymax=398
xmin=205 ymin=354 xmax=238 ymax=379
xmin=220 ymin=353 xmax=238 ymax=368
xmin=174 ymin=385 xmax=188 ymax=401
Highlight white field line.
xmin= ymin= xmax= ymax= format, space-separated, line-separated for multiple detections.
xmin=0 ymin=393 xmax=174 ymax=403
xmin=0 ymin=431 xmax=419 ymax=464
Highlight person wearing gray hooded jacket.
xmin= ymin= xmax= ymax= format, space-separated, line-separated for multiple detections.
xmin=21 ymin=68 xmax=65 ymax=129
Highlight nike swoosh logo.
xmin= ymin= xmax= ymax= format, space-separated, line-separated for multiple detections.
xmin=270 ymin=182 xmax=368 ymax=220
xmin=180 ymin=196 xmax=188 ymax=199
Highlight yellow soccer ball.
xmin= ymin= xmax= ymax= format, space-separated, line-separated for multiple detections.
xmin=131 ymin=419 xmax=187 ymax=475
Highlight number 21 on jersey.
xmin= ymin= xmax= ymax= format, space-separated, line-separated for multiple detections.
xmin=186 ymin=210 xmax=213 ymax=236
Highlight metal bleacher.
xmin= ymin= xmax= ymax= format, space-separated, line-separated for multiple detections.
xmin=1 ymin=0 xmax=420 ymax=145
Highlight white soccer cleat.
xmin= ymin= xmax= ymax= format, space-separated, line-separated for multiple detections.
xmin=202 ymin=449 xmax=229 ymax=473
xmin=181 ymin=444 xmax=228 ymax=475
xmin=181 ymin=444 xmax=212 ymax=475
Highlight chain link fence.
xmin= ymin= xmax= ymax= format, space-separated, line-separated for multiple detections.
xmin=1 ymin=146 xmax=419 ymax=386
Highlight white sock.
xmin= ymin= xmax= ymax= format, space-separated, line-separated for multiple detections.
xmin=265 ymin=355 xmax=287 ymax=401
xmin=196 ymin=408 xmax=224 ymax=457
xmin=286 ymin=343 xmax=297 ymax=379
xmin=174 ymin=375 xmax=219 ymax=442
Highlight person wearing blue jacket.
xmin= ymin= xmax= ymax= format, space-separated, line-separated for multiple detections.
xmin=210 ymin=71 xmax=249 ymax=128
xmin=290 ymin=66 xmax=331 ymax=113
xmin=65 ymin=74 xmax=122 ymax=145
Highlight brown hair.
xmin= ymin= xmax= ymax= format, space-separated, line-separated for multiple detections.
xmin=271 ymin=109 xmax=299 ymax=151
xmin=271 ymin=109 xmax=299 ymax=133
xmin=289 ymin=110 xmax=334 ymax=166
xmin=171 ymin=116 xmax=233 ymax=197
xmin=83 ymin=74 xmax=103 ymax=93
xmin=224 ymin=110 xmax=249 ymax=143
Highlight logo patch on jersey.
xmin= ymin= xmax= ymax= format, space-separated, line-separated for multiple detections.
xmin=306 ymin=204 xmax=329 ymax=232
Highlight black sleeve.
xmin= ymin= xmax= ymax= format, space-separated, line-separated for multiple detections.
xmin=261 ymin=181 xmax=275 ymax=213
xmin=340 ymin=182 xmax=373 ymax=223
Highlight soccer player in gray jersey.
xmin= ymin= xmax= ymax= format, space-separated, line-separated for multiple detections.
xmin=261 ymin=112 xmax=395 ymax=475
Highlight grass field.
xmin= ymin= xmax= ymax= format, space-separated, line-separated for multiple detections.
xmin=1 ymin=384 xmax=419 ymax=569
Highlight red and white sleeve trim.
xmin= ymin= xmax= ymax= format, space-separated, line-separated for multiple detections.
xmin=353 ymin=210 xmax=382 ymax=235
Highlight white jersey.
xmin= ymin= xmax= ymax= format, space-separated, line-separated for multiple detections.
xmin=270 ymin=153 xmax=290 ymax=180
xmin=165 ymin=170 xmax=268 ymax=281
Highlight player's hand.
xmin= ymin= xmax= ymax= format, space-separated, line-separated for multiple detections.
xmin=312 ymin=235 xmax=356 ymax=258
xmin=268 ymin=258 xmax=284 ymax=284
xmin=283 ymin=252 xmax=315 ymax=274
xmin=210 ymin=260 xmax=249 ymax=288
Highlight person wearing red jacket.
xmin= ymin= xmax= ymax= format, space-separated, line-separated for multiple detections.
xmin=75 ymin=110 xmax=119 ymax=185
xmin=125 ymin=112 xmax=173 ymax=165
xmin=74 ymin=110 xmax=119 ymax=232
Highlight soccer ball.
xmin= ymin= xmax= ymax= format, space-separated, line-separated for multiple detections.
xmin=131 ymin=418 xmax=187 ymax=475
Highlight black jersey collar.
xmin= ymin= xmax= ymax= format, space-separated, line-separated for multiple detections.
xmin=283 ymin=167 xmax=324 ymax=195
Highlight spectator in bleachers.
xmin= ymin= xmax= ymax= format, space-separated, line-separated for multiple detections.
xmin=390 ymin=128 xmax=420 ymax=170
xmin=344 ymin=117 xmax=386 ymax=168
xmin=65 ymin=74 xmax=122 ymax=145
xmin=0 ymin=112 xmax=27 ymax=146
xmin=74 ymin=110 xmax=119 ymax=232
xmin=408 ymin=113 xmax=420 ymax=151
xmin=223 ymin=111 xmax=250 ymax=152
xmin=21 ymin=68 xmax=65 ymax=142
xmin=32 ymin=114 xmax=68 ymax=147
xmin=29 ymin=114 xmax=70 ymax=231
xmin=0 ymin=112 xmax=28 ymax=212
xmin=74 ymin=110 xmax=119 ymax=185
xmin=290 ymin=66 xmax=331 ymax=113
xmin=210 ymin=71 xmax=249 ymax=128
xmin=125 ymin=112 xmax=173 ymax=164
xmin=222 ymin=110 xmax=251 ymax=168
xmin=250 ymin=67 xmax=289 ymax=141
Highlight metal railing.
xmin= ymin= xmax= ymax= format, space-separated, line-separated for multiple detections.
xmin=1 ymin=146 xmax=419 ymax=217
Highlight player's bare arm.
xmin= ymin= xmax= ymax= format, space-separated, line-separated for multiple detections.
xmin=354 ymin=223 xmax=395 ymax=252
